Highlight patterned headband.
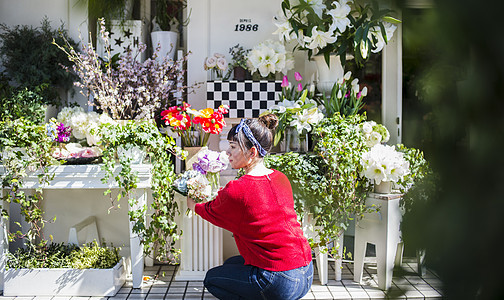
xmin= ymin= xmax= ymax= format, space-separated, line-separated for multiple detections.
xmin=235 ymin=119 xmax=268 ymax=157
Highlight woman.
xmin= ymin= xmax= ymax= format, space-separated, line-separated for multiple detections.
xmin=187 ymin=114 xmax=313 ymax=300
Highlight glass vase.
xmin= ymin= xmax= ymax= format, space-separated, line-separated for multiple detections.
xmin=285 ymin=128 xmax=308 ymax=153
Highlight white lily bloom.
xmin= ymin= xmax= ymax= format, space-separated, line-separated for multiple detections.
xmin=369 ymin=22 xmax=398 ymax=53
xmin=327 ymin=0 xmax=352 ymax=33
xmin=273 ymin=14 xmax=293 ymax=41
xmin=304 ymin=26 xmax=338 ymax=50
xmin=307 ymin=0 xmax=326 ymax=18
xmin=360 ymin=40 xmax=369 ymax=59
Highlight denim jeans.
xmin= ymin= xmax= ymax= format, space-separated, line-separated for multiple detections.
xmin=204 ymin=255 xmax=313 ymax=300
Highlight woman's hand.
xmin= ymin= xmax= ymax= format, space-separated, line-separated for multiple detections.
xmin=187 ymin=196 xmax=196 ymax=211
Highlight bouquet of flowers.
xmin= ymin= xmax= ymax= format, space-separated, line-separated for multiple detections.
xmin=161 ymin=102 xmax=228 ymax=147
xmin=360 ymin=144 xmax=410 ymax=185
xmin=246 ymin=40 xmax=294 ymax=79
xmin=173 ymin=148 xmax=229 ymax=214
xmin=273 ymin=0 xmax=400 ymax=67
xmin=359 ymin=120 xmax=390 ymax=148
xmin=204 ymin=53 xmax=228 ymax=80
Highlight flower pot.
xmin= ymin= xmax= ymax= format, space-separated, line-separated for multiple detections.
xmin=374 ymin=181 xmax=392 ymax=194
xmin=313 ymin=54 xmax=344 ymax=95
xmin=285 ymin=128 xmax=308 ymax=153
xmin=3 ymin=258 xmax=126 ymax=296
xmin=233 ymin=66 xmax=247 ymax=80
xmin=151 ymin=31 xmax=178 ymax=61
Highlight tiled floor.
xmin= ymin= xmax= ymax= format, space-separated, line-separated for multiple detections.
xmin=0 ymin=257 xmax=443 ymax=299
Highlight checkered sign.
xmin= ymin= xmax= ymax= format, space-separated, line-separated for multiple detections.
xmin=207 ymin=80 xmax=282 ymax=118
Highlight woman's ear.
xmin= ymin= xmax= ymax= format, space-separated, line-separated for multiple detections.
xmin=249 ymin=146 xmax=259 ymax=158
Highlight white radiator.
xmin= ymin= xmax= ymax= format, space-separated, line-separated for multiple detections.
xmin=175 ymin=210 xmax=223 ymax=281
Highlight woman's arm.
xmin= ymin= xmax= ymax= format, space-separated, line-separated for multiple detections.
xmin=187 ymin=196 xmax=196 ymax=211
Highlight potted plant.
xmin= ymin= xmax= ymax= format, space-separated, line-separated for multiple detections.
xmin=227 ymin=44 xmax=251 ymax=81
xmin=0 ymin=18 xmax=78 ymax=116
xmin=273 ymin=0 xmax=401 ymax=93
xmin=3 ymin=241 xmax=125 ymax=297
xmin=151 ymin=0 xmax=189 ymax=61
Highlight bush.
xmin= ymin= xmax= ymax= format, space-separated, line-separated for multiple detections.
xmin=0 ymin=17 xmax=78 ymax=106
xmin=0 ymin=75 xmax=48 ymax=123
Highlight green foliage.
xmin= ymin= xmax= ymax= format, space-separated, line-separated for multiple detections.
xmin=0 ymin=18 xmax=78 ymax=106
xmin=155 ymin=0 xmax=188 ymax=31
xmin=6 ymin=241 xmax=120 ymax=269
xmin=0 ymin=118 xmax=57 ymax=247
xmin=0 ymin=75 xmax=48 ymax=123
xmin=316 ymin=77 xmax=365 ymax=118
xmin=311 ymin=113 xmax=373 ymax=246
xmin=264 ymin=152 xmax=328 ymax=217
xmin=97 ymin=120 xmax=185 ymax=262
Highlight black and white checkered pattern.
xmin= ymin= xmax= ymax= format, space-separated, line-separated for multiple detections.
xmin=207 ymin=80 xmax=282 ymax=118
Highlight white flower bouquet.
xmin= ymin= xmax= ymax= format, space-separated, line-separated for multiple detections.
xmin=246 ymin=40 xmax=294 ymax=78
xmin=360 ymin=144 xmax=410 ymax=185
xmin=359 ymin=120 xmax=390 ymax=148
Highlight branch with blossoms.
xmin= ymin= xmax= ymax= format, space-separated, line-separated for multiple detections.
xmin=54 ymin=18 xmax=197 ymax=120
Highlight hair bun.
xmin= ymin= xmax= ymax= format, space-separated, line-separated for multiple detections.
xmin=258 ymin=114 xmax=279 ymax=130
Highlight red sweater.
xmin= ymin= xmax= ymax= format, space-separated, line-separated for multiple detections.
xmin=195 ymin=169 xmax=312 ymax=271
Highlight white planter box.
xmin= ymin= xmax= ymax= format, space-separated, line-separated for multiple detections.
xmin=3 ymin=258 xmax=126 ymax=296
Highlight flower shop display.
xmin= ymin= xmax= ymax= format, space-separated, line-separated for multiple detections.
xmin=161 ymin=102 xmax=229 ymax=147
xmin=227 ymin=44 xmax=251 ymax=80
xmin=273 ymin=0 xmax=401 ymax=67
xmin=315 ymin=71 xmax=368 ymax=117
xmin=359 ymin=120 xmax=390 ymax=147
xmin=54 ymin=18 xmax=191 ymax=120
xmin=204 ymin=53 xmax=228 ymax=80
xmin=246 ymin=39 xmax=294 ymax=80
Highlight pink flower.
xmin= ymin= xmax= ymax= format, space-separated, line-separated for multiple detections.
xmin=297 ymin=83 xmax=303 ymax=92
xmin=281 ymin=75 xmax=289 ymax=88
xmin=294 ymin=72 xmax=303 ymax=82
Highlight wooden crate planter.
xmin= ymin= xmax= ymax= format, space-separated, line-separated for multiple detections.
xmin=3 ymin=258 xmax=126 ymax=296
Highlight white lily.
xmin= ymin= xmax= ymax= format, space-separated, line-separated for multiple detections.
xmin=304 ymin=26 xmax=338 ymax=50
xmin=327 ymin=0 xmax=352 ymax=33
xmin=273 ymin=14 xmax=293 ymax=41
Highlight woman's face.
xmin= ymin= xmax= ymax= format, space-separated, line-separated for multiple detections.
xmin=226 ymin=141 xmax=251 ymax=169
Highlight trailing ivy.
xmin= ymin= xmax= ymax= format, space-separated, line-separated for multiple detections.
xmin=311 ymin=113 xmax=373 ymax=249
xmin=0 ymin=118 xmax=57 ymax=248
xmin=97 ymin=120 xmax=186 ymax=263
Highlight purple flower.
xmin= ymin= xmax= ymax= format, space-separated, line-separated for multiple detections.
xmin=294 ymin=72 xmax=303 ymax=82
xmin=192 ymin=149 xmax=229 ymax=174
xmin=281 ymin=75 xmax=289 ymax=88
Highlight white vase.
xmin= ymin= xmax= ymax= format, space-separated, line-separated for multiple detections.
xmin=374 ymin=181 xmax=392 ymax=194
xmin=313 ymin=54 xmax=344 ymax=95
xmin=151 ymin=31 xmax=178 ymax=61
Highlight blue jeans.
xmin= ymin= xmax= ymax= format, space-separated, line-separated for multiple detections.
xmin=204 ymin=255 xmax=313 ymax=300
